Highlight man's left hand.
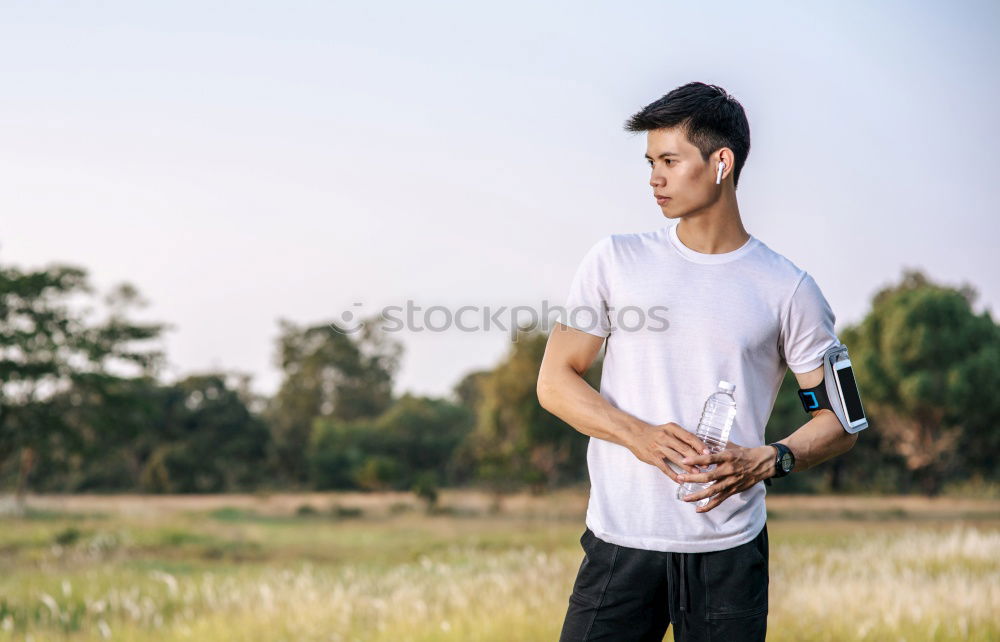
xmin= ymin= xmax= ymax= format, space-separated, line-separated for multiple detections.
xmin=677 ymin=443 xmax=775 ymax=513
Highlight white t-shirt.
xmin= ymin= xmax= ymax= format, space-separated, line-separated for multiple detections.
xmin=562 ymin=222 xmax=840 ymax=553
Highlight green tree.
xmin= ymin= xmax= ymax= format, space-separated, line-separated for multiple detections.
xmin=308 ymin=393 xmax=472 ymax=491
xmin=267 ymin=317 xmax=402 ymax=486
xmin=39 ymin=374 xmax=164 ymax=491
xmin=841 ymin=269 xmax=1000 ymax=495
xmin=464 ymin=328 xmax=602 ymax=500
xmin=446 ymin=369 xmax=491 ymax=485
xmin=412 ymin=470 xmax=440 ymax=512
xmin=452 ymin=368 xmax=489 ymax=410
xmin=0 ymin=263 xmax=166 ymax=512
xmin=139 ymin=374 xmax=272 ymax=493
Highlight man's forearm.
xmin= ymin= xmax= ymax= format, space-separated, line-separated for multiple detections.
xmin=765 ymin=409 xmax=858 ymax=474
xmin=536 ymin=365 xmax=646 ymax=450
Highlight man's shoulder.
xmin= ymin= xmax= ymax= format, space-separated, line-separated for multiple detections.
xmin=745 ymin=235 xmax=810 ymax=287
xmin=594 ymin=226 xmax=670 ymax=255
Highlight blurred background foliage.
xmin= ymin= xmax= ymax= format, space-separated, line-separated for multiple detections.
xmin=2 ymin=259 xmax=998 ymax=511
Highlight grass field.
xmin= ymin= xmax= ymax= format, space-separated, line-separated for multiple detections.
xmin=1 ymin=490 xmax=998 ymax=641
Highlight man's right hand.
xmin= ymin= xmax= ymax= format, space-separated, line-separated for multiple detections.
xmin=627 ymin=422 xmax=709 ymax=483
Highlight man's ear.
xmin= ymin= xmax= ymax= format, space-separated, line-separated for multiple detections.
xmin=717 ymin=148 xmax=734 ymax=171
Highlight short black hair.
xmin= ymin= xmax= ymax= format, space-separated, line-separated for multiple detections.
xmin=624 ymin=82 xmax=751 ymax=189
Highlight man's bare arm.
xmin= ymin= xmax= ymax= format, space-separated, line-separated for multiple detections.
xmin=536 ymin=322 xmax=707 ymax=481
xmin=774 ymin=364 xmax=860 ymax=471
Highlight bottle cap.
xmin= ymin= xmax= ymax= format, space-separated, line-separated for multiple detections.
xmin=718 ymin=380 xmax=735 ymax=392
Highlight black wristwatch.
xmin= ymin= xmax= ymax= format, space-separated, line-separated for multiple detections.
xmin=763 ymin=443 xmax=795 ymax=487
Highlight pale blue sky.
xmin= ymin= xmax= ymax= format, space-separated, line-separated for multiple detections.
xmin=3 ymin=1 xmax=998 ymax=398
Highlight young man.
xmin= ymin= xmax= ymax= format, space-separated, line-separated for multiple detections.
xmin=536 ymin=82 xmax=859 ymax=642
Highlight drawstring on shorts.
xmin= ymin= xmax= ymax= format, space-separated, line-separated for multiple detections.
xmin=679 ymin=552 xmax=689 ymax=612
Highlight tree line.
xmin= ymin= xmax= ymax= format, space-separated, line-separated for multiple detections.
xmin=1 ymin=260 xmax=997 ymax=507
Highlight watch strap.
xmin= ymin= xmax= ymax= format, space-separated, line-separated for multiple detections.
xmin=767 ymin=442 xmax=794 ymax=482
xmin=764 ymin=444 xmax=777 ymax=487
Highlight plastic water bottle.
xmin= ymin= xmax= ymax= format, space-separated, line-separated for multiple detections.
xmin=677 ymin=380 xmax=737 ymax=508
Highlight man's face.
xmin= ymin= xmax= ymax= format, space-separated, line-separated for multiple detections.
xmin=645 ymin=127 xmax=719 ymax=219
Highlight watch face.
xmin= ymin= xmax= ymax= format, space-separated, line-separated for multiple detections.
xmin=780 ymin=452 xmax=793 ymax=472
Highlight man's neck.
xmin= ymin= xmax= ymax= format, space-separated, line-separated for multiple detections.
xmin=674 ymin=204 xmax=750 ymax=255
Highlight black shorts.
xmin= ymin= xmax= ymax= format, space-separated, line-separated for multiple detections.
xmin=559 ymin=523 xmax=769 ymax=642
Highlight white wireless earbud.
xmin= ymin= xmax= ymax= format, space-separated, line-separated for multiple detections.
xmin=715 ymin=161 xmax=726 ymax=185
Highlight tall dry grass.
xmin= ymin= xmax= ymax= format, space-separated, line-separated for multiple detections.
xmin=1 ymin=493 xmax=997 ymax=641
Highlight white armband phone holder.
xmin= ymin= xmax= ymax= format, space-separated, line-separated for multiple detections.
xmin=796 ymin=344 xmax=869 ymax=434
